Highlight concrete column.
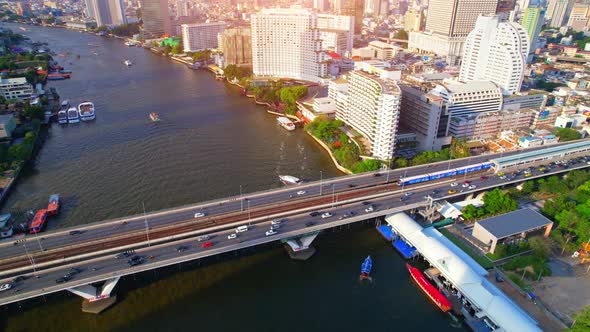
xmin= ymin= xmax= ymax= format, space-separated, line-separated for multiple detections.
xmin=543 ymin=223 xmax=553 ymax=237
xmin=67 ymin=276 xmax=120 ymax=314
xmin=281 ymin=231 xmax=320 ymax=261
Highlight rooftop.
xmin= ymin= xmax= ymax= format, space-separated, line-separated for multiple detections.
xmin=354 ymin=70 xmax=400 ymax=95
xmin=440 ymin=80 xmax=500 ymax=94
xmin=475 ymin=208 xmax=553 ymax=239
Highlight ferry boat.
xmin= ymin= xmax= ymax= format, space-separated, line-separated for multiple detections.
xmin=277 ymin=117 xmax=295 ymax=131
xmin=57 ymin=110 xmax=68 ymax=124
xmin=124 ymin=59 xmax=133 ymax=66
xmin=67 ymin=107 xmax=79 ymax=123
xmin=47 ymin=75 xmax=65 ymax=81
xmin=78 ymin=101 xmax=96 ymax=121
xmin=29 ymin=209 xmax=48 ymax=234
xmin=360 ymin=255 xmax=373 ymax=280
xmin=124 ymin=41 xmax=135 ymax=47
xmin=47 ymin=194 xmax=60 ymax=216
xmin=149 ymin=112 xmax=160 ymax=122
xmin=406 ymin=263 xmax=452 ymax=313
xmin=279 ymin=175 xmax=301 ymax=185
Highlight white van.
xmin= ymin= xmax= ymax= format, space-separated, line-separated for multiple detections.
xmin=235 ymin=225 xmax=249 ymax=233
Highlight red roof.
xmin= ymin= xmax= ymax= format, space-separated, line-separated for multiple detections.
xmin=327 ymin=52 xmax=342 ymax=59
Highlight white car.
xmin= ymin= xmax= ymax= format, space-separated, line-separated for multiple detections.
xmin=196 ymin=235 xmax=210 ymax=242
xmin=194 ymin=212 xmax=206 ymax=218
xmin=271 ymin=224 xmax=280 ymax=230
xmin=499 ymin=175 xmax=507 ymax=180
xmin=321 ymin=212 xmax=333 ymax=219
xmin=468 ymin=185 xmax=477 ymax=190
xmin=364 ymin=205 xmax=375 ymax=213
xmin=404 ymin=192 xmax=414 ymax=197
xmin=450 ymin=182 xmax=458 ymax=187
xmin=265 ymin=229 xmax=278 ymax=236
xmin=271 ymin=219 xmax=282 ymax=226
xmin=462 ymin=183 xmax=470 ymax=188
xmin=227 ymin=233 xmax=237 ymax=240
xmin=0 ymin=283 xmax=12 ymax=292
xmin=296 ymin=190 xmax=306 ymax=195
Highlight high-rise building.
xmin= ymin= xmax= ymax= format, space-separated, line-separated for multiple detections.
xmin=459 ymin=15 xmax=528 ymax=95
xmin=140 ymin=0 xmax=172 ymax=38
xmin=547 ymin=0 xmax=573 ymax=28
xmin=91 ymin=0 xmax=127 ymax=26
xmin=364 ymin=0 xmax=380 ymax=16
xmin=313 ymin=0 xmax=329 ymax=12
xmin=84 ymin=0 xmax=96 ymax=19
xmin=430 ymin=81 xmax=503 ymax=118
xmin=408 ymin=0 xmax=498 ymax=65
xmin=343 ymin=70 xmax=401 ymax=160
xmin=521 ymin=4 xmax=545 ymax=57
xmin=218 ymin=27 xmax=252 ymax=66
xmin=176 ymin=0 xmax=190 ymax=17
xmin=404 ymin=8 xmax=424 ymax=32
xmin=318 ymin=14 xmax=354 ymax=56
xmin=566 ymin=4 xmax=590 ymax=31
xmin=251 ymin=9 xmax=342 ymax=82
xmin=337 ymin=0 xmax=364 ymax=34
xmin=182 ymin=22 xmax=227 ymax=52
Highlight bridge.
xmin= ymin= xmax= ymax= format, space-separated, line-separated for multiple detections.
xmin=0 ymin=140 xmax=589 ymax=313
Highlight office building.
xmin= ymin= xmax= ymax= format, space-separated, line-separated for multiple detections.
xmin=404 ymin=8 xmax=424 ymax=32
xmin=90 ymin=0 xmax=127 ymax=26
xmin=318 ymin=14 xmax=354 ymax=56
xmin=84 ymin=0 xmax=96 ymax=19
xmin=448 ymin=109 xmax=534 ymax=140
xmin=547 ymin=0 xmax=573 ymax=28
xmin=521 ymin=4 xmax=545 ymax=58
xmin=566 ymin=4 xmax=590 ymax=31
xmin=140 ymin=0 xmax=172 ymax=38
xmin=336 ymin=0 xmax=364 ymax=34
xmin=176 ymin=0 xmax=190 ymax=17
xmin=344 ymin=70 xmax=401 ymax=160
xmin=218 ymin=27 xmax=252 ymax=66
xmin=408 ymin=0 xmax=498 ymax=65
xmin=502 ymin=93 xmax=547 ymax=111
xmin=313 ymin=0 xmax=329 ymax=12
xmin=430 ymin=81 xmax=503 ymax=118
xmin=459 ymin=15 xmax=529 ymax=95
xmin=0 ymin=78 xmax=33 ymax=100
xmin=365 ymin=0 xmax=386 ymax=16
xmin=251 ymin=9 xmax=331 ymax=82
xmin=182 ymin=22 xmax=226 ymax=52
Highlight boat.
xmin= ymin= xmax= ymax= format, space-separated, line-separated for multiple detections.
xmin=67 ymin=107 xmax=79 ymax=123
xmin=29 ymin=209 xmax=48 ymax=234
xmin=47 ymin=76 xmax=65 ymax=81
xmin=406 ymin=263 xmax=452 ymax=313
xmin=57 ymin=110 xmax=68 ymax=124
xmin=149 ymin=112 xmax=160 ymax=122
xmin=124 ymin=41 xmax=135 ymax=47
xmin=78 ymin=101 xmax=96 ymax=121
xmin=59 ymin=69 xmax=72 ymax=74
xmin=124 ymin=59 xmax=132 ymax=66
xmin=360 ymin=255 xmax=373 ymax=280
xmin=277 ymin=117 xmax=296 ymax=131
xmin=47 ymin=194 xmax=60 ymax=216
xmin=278 ymin=175 xmax=301 ymax=185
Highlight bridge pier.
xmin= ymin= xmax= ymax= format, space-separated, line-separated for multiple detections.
xmin=67 ymin=276 xmax=120 ymax=314
xmin=281 ymin=232 xmax=320 ymax=261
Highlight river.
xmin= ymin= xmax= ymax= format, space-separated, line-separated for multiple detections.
xmin=0 ymin=24 xmax=467 ymax=332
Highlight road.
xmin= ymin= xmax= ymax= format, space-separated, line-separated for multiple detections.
xmin=0 ymin=156 xmax=588 ymax=306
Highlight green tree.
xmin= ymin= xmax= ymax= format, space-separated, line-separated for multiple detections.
xmin=395 ymin=30 xmax=408 ymax=40
xmin=354 ymin=159 xmax=381 ymax=173
xmin=23 ymin=104 xmax=45 ymax=121
xmin=171 ymin=44 xmax=180 ymax=55
xmin=163 ymin=45 xmax=171 ymax=55
xmin=554 ymin=127 xmax=581 ymax=142
xmin=521 ymin=181 xmax=536 ymax=194
xmin=528 ymin=237 xmax=552 ymax=259
xmin=482 ymin=188 xmax=518 ymax=216
xmin=393 ymin=158 xmax=408 ymax=168
xmin=570 ymin=306 xmax=590 ymax=332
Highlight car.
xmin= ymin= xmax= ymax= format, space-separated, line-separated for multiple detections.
xmin=462 ymin=182 xmax=470 ymax=188
xmin=448 ymin=189 xmax=457 ymax=194
xmin=404 ymin=192 xmax=414 ymax=197
xmin=468 ymin=185 xmax=477 ymax=190
xmin=296 ymin=190 xmax=306 ymax=195
xmin=538 ymin=167 xmax=546 ymax=172
xmin=0 ymin=283 xmax=12 ymax=292
xmin=348 ymin=184 xmax=357 ymax=188
xmin=373 ymin=173 xmax=381 ymax=177
xmin=339 ymin=214 xmax=350 ymax=220
xmin=271 ymin=224 xmax=280 ymax=230
xmin=499 ymin=175 xmax=507 ymax=180
xmin=524 ymin=173 xmax=532 ymax=177
xmin=361 ymin=201 xmax=371 ymax=206
xmin=201 ymin=241 xmax=214 ymax=248
xmin=349 ymin=211 xmax=356 ymax=216
xmin=194 ymin=212 xmax=206 ymax=218
xmin=431 ymin=190 xmax=439 ymax=195
xmin=271 ymin=219 xmax=282 ymax=226
xmin=69 ymin=230 xmax=83 ymax=236
xmin=12 ymin=276 xmax=27 ymax=283
xmin=196 ymin=235 xmax=210 ymax=242
xmin=495 ymin=273 xmax=504 ymax=283
xmin=450 ymin=182 xmax=458 ymax=187
xmin=305 ymin=221 xmax=316 ymax=227
xmin=69 ymin=267 xmax=82 ymax=275
xmin=497 ymin=172 xmax=504 ymax=177
xmin=129 ymin=255 xmax=142 ymax=262
xmin=321 ymin=212 xmax=333 ymax=219
xmin=55 ymin=276 xmax=70 ymax=284
xmin=127 ymin=259 xmax=143 ymax=267
xmin=309 ymin=211 xmax=320 ymax=217
xmin=480 ymin=176 xmax=488 ymax=180
xmin=228 ymin=233 xmax=237 ymax=240
xmin=364 ymin=205 xmax=375 ymax=213
xmin=114 ymin=252 xmax=130 ymax=259
xmin=400 ymin=196 xmax=408 ymax=202
xmin=265 ymin=229 xmax=278 ymax=236
xmin=176 ymin=245 xmax=188 ymax=253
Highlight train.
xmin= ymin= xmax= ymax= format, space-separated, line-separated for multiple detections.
xmin=397 ymin=162 xmax=494 ymax=186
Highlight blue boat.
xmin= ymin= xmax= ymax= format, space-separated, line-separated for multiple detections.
xmin=360 ymin=255 xmax=372 ymax=279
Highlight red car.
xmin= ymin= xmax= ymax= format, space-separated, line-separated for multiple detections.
xmin=480 ymin=176 xmax=488 ymax=180
xmin=201 ymin=241 xmax=213 ymax=248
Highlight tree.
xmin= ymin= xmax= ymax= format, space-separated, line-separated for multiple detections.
xmin=521 ymin=181 xmax=536 ymax=194
xmin=171 ymin=44 xmax=180 ymax=55
xmin=482 ymin=188 xmax=518 ymax=216
xmin=570 ymin=306 xmax=590 ymax=332
xmin=395 ymin=30 xmax=408 ymax=40
xmin=163 ymin=45 xmax=171 ymax=56
xmin=528 ymin=237 xmax=552 ymax=259
xmin=354 ymin=159 xmax=381 ymax=173
xmin=554 ymin=127 xmax=581 ymax=142
xmin=393 ymin=158 xmax=408 ymax=168
xmin=23 ymin=104 xmax=45 ymax=121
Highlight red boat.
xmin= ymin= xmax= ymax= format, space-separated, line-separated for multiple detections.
xmin=47 ymin=194 xmax=60 ymax=216
xmin=406 ymin=263 xmax=452 ymax=313
xmin=29 ymin=209 xmax=48 ymax=234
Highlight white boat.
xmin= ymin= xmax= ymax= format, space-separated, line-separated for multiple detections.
xmin=124 ymin=41 xmax=135 ymax=47
xmin=57 ymin=110 xmax=68 ymax=124
xmin=124 ymin=59 xmax=132 ymax=66
xmin=78 ymin=101 xmax=95 ymax=121
xmin=279 ymin=175 xmax=301 ymax=185
xmin=277 ymin=117 xmax=295 ymax=131
xmin=67 ymin=107 xmax=79 ymax=123
xmin=149 ymin=112 xmax=160 ymax=122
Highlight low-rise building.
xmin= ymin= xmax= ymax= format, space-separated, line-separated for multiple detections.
xmin=448 ymin=109 xmax=534 ymax=140
xmin=531 ymin=107 xmax=560 ymax=128
xmin=0 ymin=214 xmax=12 ymax=238
xmin=0 ymin=77 xmax=33 ymax=100
xmin=368 ymin=40 xmax=400 ymax=61
xmin=518 ymin=136 xmax=543 ymax=148
xmin=0 ymin=114 xmax=16 ymax=138
xmin=555 ymin=113 xmax=587 ymax=128
xmin=472 ymin=209 xmax=553 ymax=254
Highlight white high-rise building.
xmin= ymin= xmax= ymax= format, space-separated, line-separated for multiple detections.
xmin=182 ymin=22 xmax=227 ymax=52
xmin=408 ymin=0 xmax=498 ymax=65
xmin=343 ymin=70 xmax=401 ymax=160
xmin=251 ymin=9 xmax=333 ymax=82
xmin=460 ymin=15 xmax=529 ymax=95
xmin=547 ymin=0 xmax=573 ymax=27
xmin=317 ymin=14 xmax=354 ymax=56
xmin=430 ymin=81 xmax=503 ymax=118
xmin=176 ymin=0 xmax=189 ymax=17
xmin=91 ymin=0 xmax=127 ymax=26
xmin=313 ymin=0 xmax=329 ymax=12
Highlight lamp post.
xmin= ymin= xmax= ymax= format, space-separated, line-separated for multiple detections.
xmin=22 ymin=241 xmax=37 ymax=274
xmin=401 ymin=170 xmax=407 ymax=193
xmin=320 ymin=171 xmax=323 ymax=196
xmin=331 ymin=184 xmax=335 ymax=207
xmin=240 ymin=185 xmax=243 ymax=212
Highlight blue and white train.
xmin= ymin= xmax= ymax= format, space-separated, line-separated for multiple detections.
xmin=397 ymin=162 xmax=494 ymax=186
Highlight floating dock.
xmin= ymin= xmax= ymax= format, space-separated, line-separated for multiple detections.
xmin=393 ymin=238 xmax=417 ymax=259
xmin=376 ymin=225 xmax=394 ymax=241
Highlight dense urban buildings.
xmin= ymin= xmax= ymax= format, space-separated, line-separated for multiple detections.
xmin=546 ymin=0 xmax=573 ymax=28
xmin=566 ymin=3 xmax=590 ymax=31
xmin=317 ymin=14 xmax=354 ymax=56
xmin=521 ymin=3 xmax=545 ymax=58
xmin=181 ymin=22 xmax=227 ymax=53
xmin=408 ymin=0 xmax=499 ymax=65
xmin=335 ymin=0 xmax=364 ymax=34
xmin=218 ymin=27 xmax=252 ymax=66
xmin=140 ymin=0 xmax=172 ymax=38
xmin=404 ymin=8 xmax=424 ymax=32
xmin=459 ymin=15 xmax=529 ymax=95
